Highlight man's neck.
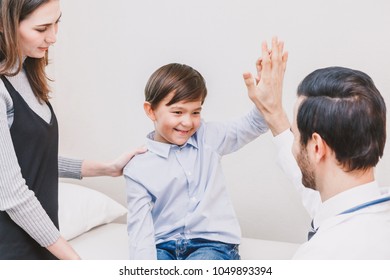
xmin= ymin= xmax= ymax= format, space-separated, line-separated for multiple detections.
xmin=318 ymin=167 xmax=375 ymax=202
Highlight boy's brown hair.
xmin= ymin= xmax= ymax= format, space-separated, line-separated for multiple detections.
xmin=145 ymin=63 xmax=207 ymax=109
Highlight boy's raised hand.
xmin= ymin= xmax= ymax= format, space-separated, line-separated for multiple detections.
xmin=243 ymin=37 xmax=290 ymax=136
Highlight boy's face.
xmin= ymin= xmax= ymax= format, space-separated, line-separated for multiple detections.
xmin=144 ymin=91 xmax=202 ymax=146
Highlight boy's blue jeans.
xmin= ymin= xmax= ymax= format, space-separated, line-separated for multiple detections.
xmin=156 ymin=238 xmax=240 ymax=260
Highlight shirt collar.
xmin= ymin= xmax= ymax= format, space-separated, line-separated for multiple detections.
xmin=314 ymin=181 xmax=381 ymax=228
xmin=145 ymin=131 xmax=199 ymax=159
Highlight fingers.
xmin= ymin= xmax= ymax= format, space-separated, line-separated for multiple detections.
xmin=271 ymin=36 xmax=283 ymax=64
xmin=252 ymin=37 xmax=288 ymax=84
xmin=278 ymin=40 xmax=284 ymax=55
xmin=133 ymin=145 xmax=148 ymax=156
xmin=123 ymin=146 xmax=148 ymax=163
xmin=261 ymin=41 xmax=271 ymax=65
xmin=261 ymin=41 xmax=271 ymax=79
xmin=282 ymin=51 xmax=288 ymax=73
xmin=256 ymin=58 xmax=262 ymax=84
xmin=243 ymin=72 xmax=259 ymax=102
xmin=271 ymin=37 xmax=280 ymax=62
xmin=256 ymin=58 xmax=262 ymax=72
xmin=243 ymin=72 xmax=255 ymax=91
xmin=267 ymin=36 xmax=288 ymax=76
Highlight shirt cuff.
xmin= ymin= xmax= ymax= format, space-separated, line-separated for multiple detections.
xmin=273 ymin=128 xmax=294 ymax=151
xmin=58 ymin=156 xmax=83 ymax=179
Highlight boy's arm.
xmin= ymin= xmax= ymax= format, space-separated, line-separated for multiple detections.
xmin=124 ymin=173 xmax=157 ymax=260
xmin=204 ymin=106 xmax=269 ymax=156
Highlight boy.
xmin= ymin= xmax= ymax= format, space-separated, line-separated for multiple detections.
xmin=124 ymin=63 xmax=268 ymax=259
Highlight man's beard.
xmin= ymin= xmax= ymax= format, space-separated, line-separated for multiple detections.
xmin=297 ymin=146 xmax=316 ymax=190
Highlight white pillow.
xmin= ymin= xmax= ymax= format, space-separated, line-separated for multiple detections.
xmin=58 ymin=182 xmax=127 ymax=240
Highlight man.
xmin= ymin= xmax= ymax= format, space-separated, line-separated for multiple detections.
xmin=243 ymin=37 xmax=390 ymax=259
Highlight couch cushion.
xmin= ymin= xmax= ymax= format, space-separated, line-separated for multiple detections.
xmin=240 ymin=237 xmax=300 ymax=259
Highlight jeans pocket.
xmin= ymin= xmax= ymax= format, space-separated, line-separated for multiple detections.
xmin=228 ymin=244 xmax=241 ymax=260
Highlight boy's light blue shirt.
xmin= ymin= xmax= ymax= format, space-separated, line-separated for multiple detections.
xmin=124 ymin=107 xmax=268 ymax=259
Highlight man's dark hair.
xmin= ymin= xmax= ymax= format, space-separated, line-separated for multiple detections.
xmin=297 ymin=66 xmax=386 ymax=171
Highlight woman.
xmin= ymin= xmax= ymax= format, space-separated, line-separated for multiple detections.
xmin=0 ymin=0 xmax=142 ymax=259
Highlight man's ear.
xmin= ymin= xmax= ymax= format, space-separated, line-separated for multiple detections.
xmin=144 ymin=102 xmax=156 ymax=121
xmin=311 ymin=132 xmax=328 ymax=163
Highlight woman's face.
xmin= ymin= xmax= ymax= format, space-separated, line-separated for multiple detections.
xmin=18 ymin=0 xmax=61 ymax=58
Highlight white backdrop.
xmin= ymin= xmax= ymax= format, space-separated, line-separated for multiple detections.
xmin=50 ymin=0 xmax=390 ymax=243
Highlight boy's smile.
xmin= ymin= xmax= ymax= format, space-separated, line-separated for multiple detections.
xmin=144 ymin=92 xmax=202 ymax=146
